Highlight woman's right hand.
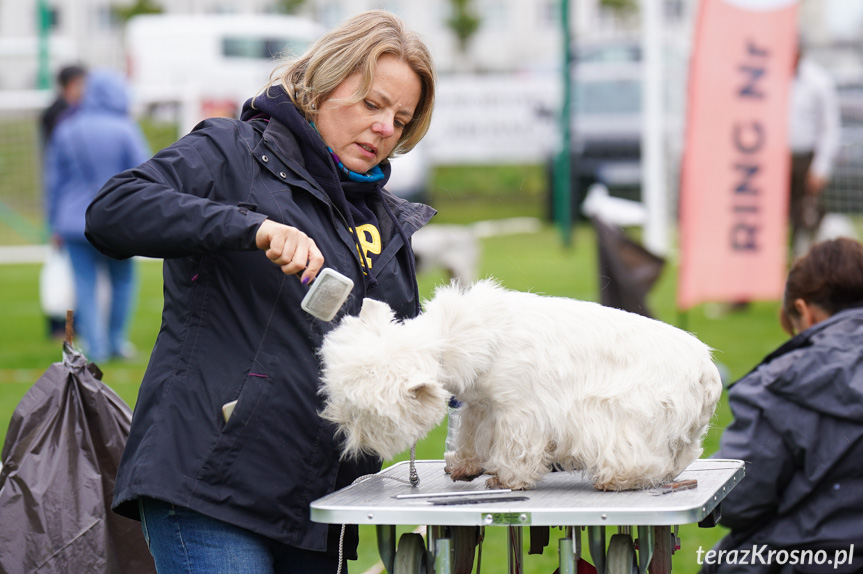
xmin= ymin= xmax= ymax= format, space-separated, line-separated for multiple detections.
xmin=255 ymin=220 xmax=324 ymax=284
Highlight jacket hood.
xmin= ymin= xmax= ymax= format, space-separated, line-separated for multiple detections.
xmin=242 ymin=86 xmax=406 ymax=292
xmin=242 ymin=86 xmax=392 ymax=185
xmin=80 ymin=69 xmax=130 ymax=115
xmin=760 ymin=307 xmax=863 ymax=421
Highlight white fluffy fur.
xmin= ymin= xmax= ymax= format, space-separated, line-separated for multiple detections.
xmin=319 ymin=280 xmax=723 ymax=491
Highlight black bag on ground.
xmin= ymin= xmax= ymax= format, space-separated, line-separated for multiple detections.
xmin=0 ymin=344 xmax=154 ymax=573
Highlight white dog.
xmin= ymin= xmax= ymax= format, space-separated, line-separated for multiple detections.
xmin=319 ymin=280 xmax=723 ymax=491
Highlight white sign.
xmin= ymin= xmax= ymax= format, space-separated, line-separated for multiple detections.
xmin=424 ymin=74 xmax=559 ymax=164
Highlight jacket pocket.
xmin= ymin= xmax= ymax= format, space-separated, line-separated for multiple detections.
xmin=195 ymin=366 xmax=272 ymax=484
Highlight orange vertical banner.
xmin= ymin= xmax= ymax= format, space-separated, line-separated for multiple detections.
xmin=677 ymin=0 xmax=798 ymax=310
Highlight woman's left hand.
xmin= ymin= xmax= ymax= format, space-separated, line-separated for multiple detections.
xmin=255 ymin=220 xmax=324 ymax=284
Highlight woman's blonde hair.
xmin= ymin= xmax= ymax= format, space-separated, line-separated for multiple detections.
xmin=266 ymin=10 xmax=435 ymax=156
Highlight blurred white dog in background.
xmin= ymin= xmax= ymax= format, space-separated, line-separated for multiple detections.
xmin=319 ymin=280 xmax=722 ymax=491
xmin=411 ymin=217 xmax=541 ymax=285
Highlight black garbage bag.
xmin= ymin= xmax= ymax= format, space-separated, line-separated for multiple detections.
xmin=0 ymin=343 xmax=155 ymax=574
xmin=592 ymin=215 xmax=666 ymax=318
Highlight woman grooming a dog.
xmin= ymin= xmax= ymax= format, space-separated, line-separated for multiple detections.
xmin=85 ymin=11 xmax=436 ymax=573
xmin=703 ymin=237 xmax=863 ymax=574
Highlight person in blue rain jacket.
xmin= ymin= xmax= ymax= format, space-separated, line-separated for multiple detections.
xmin=46 ymin=68 xmax=151 ymax=362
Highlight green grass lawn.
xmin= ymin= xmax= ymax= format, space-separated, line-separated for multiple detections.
xmin=0 ymin=216 xmax=792 ymax=574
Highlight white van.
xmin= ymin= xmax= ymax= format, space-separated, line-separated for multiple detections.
xmin=126 ymin=13 xmax=324 ymax=125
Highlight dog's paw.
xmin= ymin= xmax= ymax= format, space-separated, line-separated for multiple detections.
xmin=486 ymin=475 xmax=533 ymax=490
xmin=449 ymin=466 xmax=483 ymax=482
xmin=485 ymin=475 xmax=504 ymax=489
xmin=592 ymin=480 xmax=633 ymax=492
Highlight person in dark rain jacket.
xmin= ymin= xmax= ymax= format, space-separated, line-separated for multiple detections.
xmin=703 ymin=238 xmax=863 ymax=574
xmin=85 ymin=11 xmax=436 ymax=573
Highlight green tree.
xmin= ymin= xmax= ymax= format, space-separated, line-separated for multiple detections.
xmin=274 ymin=0 xmax=308 ymax=14
xmin=113 ymin=0 xmax=163 ymax=24
xmin=446 ymin=0 xmax=481 ymax=54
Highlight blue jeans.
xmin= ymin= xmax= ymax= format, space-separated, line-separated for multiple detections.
xmin=64 ymin=238 xmax=136 ymax=362
xmin=138 ymin=498 xmax=346 ymax=573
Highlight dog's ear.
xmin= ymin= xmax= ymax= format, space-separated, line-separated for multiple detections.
xmin=407 ymin=380 xmax=445 ymax=403
xmin=405 ymin=379 xmax=449 ymax=433
xmin=359 ymin=298 xmax=396 ymax=324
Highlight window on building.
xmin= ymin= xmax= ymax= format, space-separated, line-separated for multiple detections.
xmin=94 ymin=6 xmax=120 ymax=30
xmin=480 ymin=0 xmax=507 ymax=29
xmin=539 ymin=1 xmax=558 ymax=27
xmin=222 ymin=36 xmax=312 ymax=60
xmin=316 ymin=3 xmax=341 ymax=29
xmin=573 ymin=76 xmax=641 ymax=117
xmin=664 ymin=0 xmax=685 ymax=20
xmin=46 ymin=7 xmax=60 ymax=29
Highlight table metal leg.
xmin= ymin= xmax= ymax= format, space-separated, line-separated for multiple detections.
xmin=450 ymin=526 xmax=479 ymax=574
xmin=428 ymin=525 xmax=443 ymax=558
xmin=560 ymin=536 xmax=577 ymax=574
xmin=573 ymin=526 xmax=582 ymax=562
xmin=508 ymin=526 xmax=524 ymax=574
xmin=638 ymin=525 xmax=655 ymax=574
xmin=588 ymin=525 xmax=607 ymax=574
xmin=558 ymin=525 xmax=583 ymax=573
xmin=376 ymin=524 xmax=396 ymax=574
xmin=435 ymin=538 xmax=453 ymax=574
xmin=375 ymin=521 xmax=672 ymax=574
xmin=648 ymin=526 xmax=674 ymax=574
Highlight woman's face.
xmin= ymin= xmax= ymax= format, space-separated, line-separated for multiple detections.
xmin=315 ymin=54 xmax=422 ymax=174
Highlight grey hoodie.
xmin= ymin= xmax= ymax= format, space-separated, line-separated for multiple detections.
xmin=705 ymin=307 xmax=863 ymax=574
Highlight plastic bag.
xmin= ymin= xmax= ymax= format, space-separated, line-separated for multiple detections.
xmin=39 ymin=245 xmax=75 ymax=317
xmin=0 ymin=344 xmax=155 ymax=573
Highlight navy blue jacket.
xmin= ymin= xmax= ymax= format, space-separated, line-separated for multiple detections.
xmin=85 ymin=114 xmax=434 ymax=553
xmin=705 ymin=307 xmax=863 ymax=574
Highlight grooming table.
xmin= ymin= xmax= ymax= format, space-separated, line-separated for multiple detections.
xmin=311 ymin=458 xmax=745 ymax=574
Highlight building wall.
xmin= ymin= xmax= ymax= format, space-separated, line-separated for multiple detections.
xmin=0 ymin=0 xmax=856 ymax=89
xmin=302 ymin=0 xmax=647 ymax=73
xmin=0 ymin=0 xmax=659 ymax=88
